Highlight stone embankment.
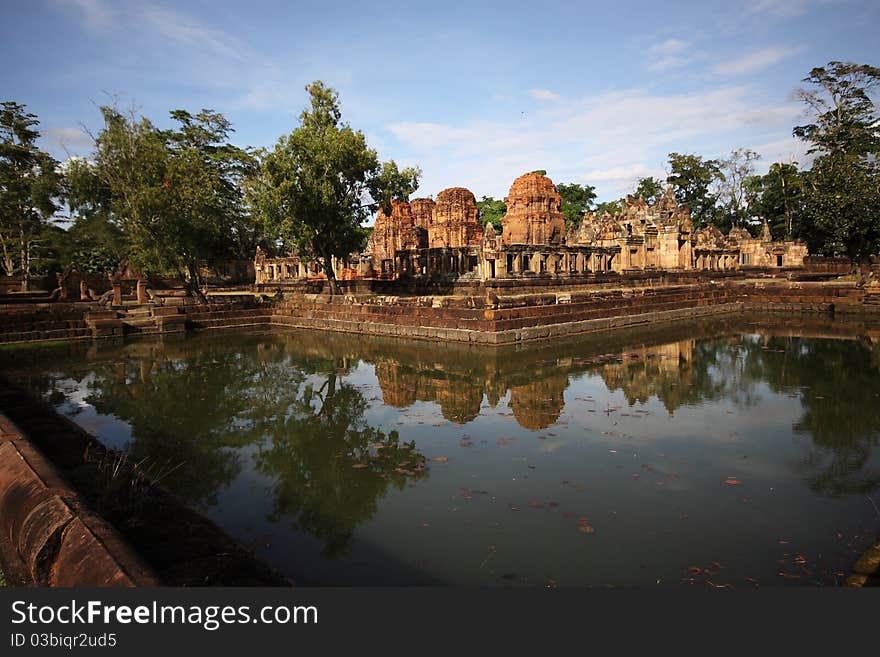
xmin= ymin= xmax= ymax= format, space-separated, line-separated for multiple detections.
xmin=0 ymin=279 xmax=877 ymax=348
xmin=0 ymin=377 xmax=291 ymax=586
xmin=0 ymin=297 xmax=272 ymax=345
xmin=0 ymin=414 xmax=158 ymax=586
xmin=268 ymin=280 xmax=878 ymax=345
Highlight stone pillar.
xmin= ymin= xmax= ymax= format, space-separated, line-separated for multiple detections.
xmin=80 ymin=280 xmax=90 ymax=301
xmin=136 ymin=279 xmax=149 ymax=304
xmin=112 ymin=282 xmax=122 ymax=307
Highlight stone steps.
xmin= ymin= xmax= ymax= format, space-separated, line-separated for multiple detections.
xmin=0 ymin=327 xmax=92 ymax=344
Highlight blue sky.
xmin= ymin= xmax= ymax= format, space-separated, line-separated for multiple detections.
xmin=3 ymin=0 xmax=878 ymax=204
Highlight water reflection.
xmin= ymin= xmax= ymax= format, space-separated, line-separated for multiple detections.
xmin=2 ymin=314 xmax=879 ymax=581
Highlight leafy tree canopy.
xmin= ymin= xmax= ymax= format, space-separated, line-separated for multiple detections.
xmin=476 ymin=196 xmax=506 ymax=231
xmin=793 ymin=60 xmax=880 ymax=262
xmin=793 ymin=61 xmax=880 ymax=157
xmin=80 ymin=103 xmax=257 ymax=298
xmin=666 ymin=152 xmax=723 ymax=228
xmin=555 ymin=182 xmax=597 ymax=229
xmin=248 ymin=81 xmax=420 ymax=293
xmin=0 ymin=101 xmax=62 ymax=288
xmin=633 ymin=176 xmax=664 ymax=204
xmin=745 ymin=162 xmax=803 ymax=240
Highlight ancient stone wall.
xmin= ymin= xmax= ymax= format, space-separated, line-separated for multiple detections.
xmin=410 ymin=198 xmax=436 ymax=231
xmin=365 ymin=200 xmax=428 ymax=269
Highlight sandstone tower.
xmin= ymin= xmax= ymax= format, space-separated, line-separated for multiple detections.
xmin=501 ymin=172 xmax=567 ymax=246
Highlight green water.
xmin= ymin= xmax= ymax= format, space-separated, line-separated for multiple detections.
xmin=2 ymin=315 xmax=880 ymax=586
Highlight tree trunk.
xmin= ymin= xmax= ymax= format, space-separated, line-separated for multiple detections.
xmin=185 ymin=260 xmax=208 ymax=304
xmin=20 ymin=230 xmax=29 ymax=292
xmin=0 ymin=232 xmax=14 ymax=277
xmin=321 ymin=254 xmax=340 ymax=296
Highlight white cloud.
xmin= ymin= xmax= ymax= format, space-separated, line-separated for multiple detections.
xmin=388 ymin=85 xmax=802 ymax=201
xmin=744 ymin=0 xmax=836 ymax=18
xmin=580 ymin=164 xmax=661 ymax=188
xmin=749 ymin=136 xmax=815 ymax=170
xmin=529 ymin=89 xmax=561 ymax=102
xmin=713 ymin=46 xmax=802 ymax=76
xmin=56 ymin=0 xmax=114 ymax=30
xmin=138 ymin=4 xmax=245 ymax=60
xmin=44 ymin=127 xmax=93 ymax=154
xmin=647 ymin=38 xmax=692 ymax=72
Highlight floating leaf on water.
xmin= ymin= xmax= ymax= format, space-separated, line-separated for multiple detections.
xmin=351 ymin=463 xmax=368 ymax=469
xmin=578 ymin=525 xmax=595 ymax=534
xmin=724 ymin=477 xmax=741 ymax=485
xmin=434 ymin=456 xmax=449 ymax=463
xmin=509 ymin=504 xmax=520 ymax=511
xmin=777 ymin=571 xmax=801 ymax=580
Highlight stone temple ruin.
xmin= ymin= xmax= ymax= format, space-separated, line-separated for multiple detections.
xmin=254 ymin=171 xmax=807 ymax=285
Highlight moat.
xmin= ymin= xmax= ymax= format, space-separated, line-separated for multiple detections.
xmin=2 ymin=315 xmax=879 ymax=587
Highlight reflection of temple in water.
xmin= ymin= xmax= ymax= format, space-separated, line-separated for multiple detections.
xmin=508 ymin=375 xmax=568 ymax=430
xmin=598 ymin=340 xmax=695 ymax=413
xmin=373 ymin=337 xmax=700 ymax=429
xmin=374 ymin=361 xmax=484 ymax=423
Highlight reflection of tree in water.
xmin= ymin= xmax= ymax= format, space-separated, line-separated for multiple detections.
xmin=71 ymin=346 xmax=279 ymax=509
xmin=735 ymin=335 xmax=880 ymax=497
xmin=597 ymin=339 xmax=754 ymax=413
xmin=10 ymin=319 xmax=880 ymax=530
xmin=18 ymin=337 xmax=429 ymax=551
xmin=252 ymin=369 xmax=427 ymax=558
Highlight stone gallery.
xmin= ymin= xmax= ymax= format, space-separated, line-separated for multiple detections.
xmin=254 ymin=171 xmax=808 ymax=284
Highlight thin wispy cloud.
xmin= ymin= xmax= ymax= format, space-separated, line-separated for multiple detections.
xmin=55 ymin=0 xmax=115 ymax=30
xmin=744 ymin=0 xmax=835 ymax=18
xmin=529 ymin=89 xmax=561 ymax=102
xmin=139 ymin=4 xmax=246 ymax=60
xmin=713 ymin=46 xmax=802 ymax=76
xmin=647 ymin=38 xmax=692 ymax=72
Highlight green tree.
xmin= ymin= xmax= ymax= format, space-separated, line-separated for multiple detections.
xmin=0 ymin=101 xmax=62 ymax=290
xmin=62 ymin=156 xmax=126 ymax=274
xmin=666 ymin=152 xmax=723 ymax=228
xmin=718 ymin=148 xmax=760 ymax=231
xmin=248 ymin=81 xmax=420 ymax=294
xmin=633 ymin=176 xmax=664 ymax=204
xmin=793 ymin=61 xmax=880 ymax=157
xmin=595 ymin=199 xmax=624 ymax=215
xmin=84 ymin=104 xmax=256 ymax=299
xmin=800 ymin=154 xmax=879 ymax=261
xmin=555 ymin=182 xmax=597 ymax=229
xmin=745 ymin=162 xmax=803 ymax=239
xmin=793 ymin=61 xmax=880 ymax=261
xmin=476 ymin=195 xmax=506 ymax=231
